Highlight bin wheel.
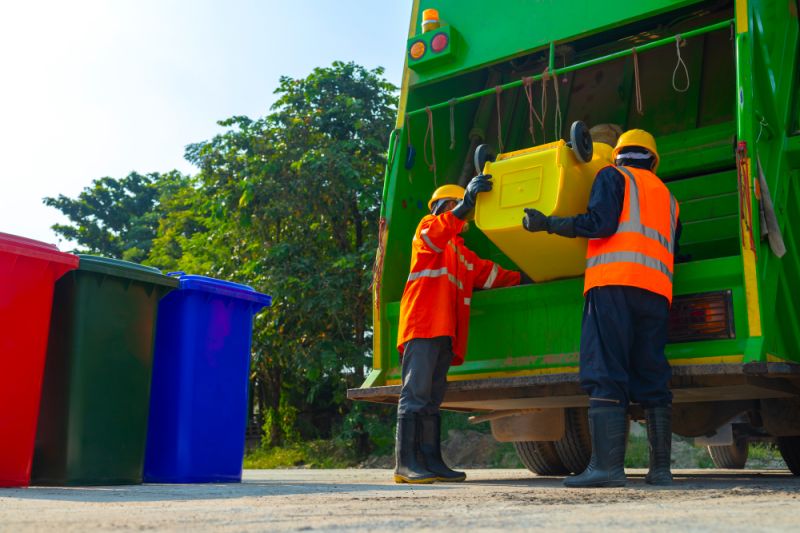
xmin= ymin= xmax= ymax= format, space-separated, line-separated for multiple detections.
xmin=777 ymin=436 xmax=800 ymax=475
xmin=554 ymin=407 xmax=593 ymax=474
xmin=513 ymin=441 xmax=570 ymax=476
xmin=473 ymin=144 xmax=496 ymax=174
xmin=707 ymin=439 xmax=749 ymax=469
xmin=569 ymin=120 xmax=593 ymax=163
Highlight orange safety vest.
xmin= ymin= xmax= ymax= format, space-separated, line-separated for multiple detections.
xmin=397 ymin=211 xmax=520 ymax=365
xmin=584 ymin=166 xmax=680 ymax=303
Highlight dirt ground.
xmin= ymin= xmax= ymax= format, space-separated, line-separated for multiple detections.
xmin=2 ymin=469 xmax=800 ymax=532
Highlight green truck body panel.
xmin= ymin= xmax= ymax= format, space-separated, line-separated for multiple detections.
xmin=359 ymin=0 xmax=800 ymax=401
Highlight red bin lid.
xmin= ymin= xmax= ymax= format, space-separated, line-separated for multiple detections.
xmin=0 ymin=232 xmax=79 ymax=268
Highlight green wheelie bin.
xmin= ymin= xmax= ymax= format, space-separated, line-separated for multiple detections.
xmin=32 ymin=256 xmax=178 ymax=485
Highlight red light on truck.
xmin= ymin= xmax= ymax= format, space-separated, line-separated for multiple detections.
xmin=668 ymin=290 xmax=735 ymax=343
xmin=431 ymin=32 xmax=449 ymax=53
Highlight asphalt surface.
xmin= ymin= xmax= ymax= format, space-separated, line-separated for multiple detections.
xmin=2 ymin=469 xmax=800 ymax=531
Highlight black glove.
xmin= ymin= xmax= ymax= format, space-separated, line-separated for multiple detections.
xmin=452 ymin=174 xmax=492 ymax=220
xmin=522 ymin=208 xmax=549 ymax=232
xmin=519 ymin=272 xmax=534 ymax=285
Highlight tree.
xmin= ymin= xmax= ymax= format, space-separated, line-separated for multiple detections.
xmin=150 ymin=61 xmax=397 ymax=449
xmin=44 ymin=61 xmax=398 ymax=454
xmin=44 ymin=171 xmax=189 ymax=262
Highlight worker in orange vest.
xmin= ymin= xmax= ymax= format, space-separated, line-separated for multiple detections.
xmin=394 ymin=176 xmax=526 ymax=484
xmin=522 ymin=129 xmax=680 ymax=487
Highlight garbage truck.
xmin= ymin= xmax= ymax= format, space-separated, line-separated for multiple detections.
xmin=348 ymin=0 xmax=800 ymax=475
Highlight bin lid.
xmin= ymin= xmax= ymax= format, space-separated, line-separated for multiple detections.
xmin=78 ymin=255 xmax=179 ymax=287
xmin=0 ymin=232 xmax=79 ymax=267
xmin=169 ymin=273 xmax=272 ymax=307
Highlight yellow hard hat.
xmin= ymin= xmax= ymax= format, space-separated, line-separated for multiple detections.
xmin=612 ymin=129 xmax=659 ymax=171
xmin=428 ymin=184 xmax=465 ymax=210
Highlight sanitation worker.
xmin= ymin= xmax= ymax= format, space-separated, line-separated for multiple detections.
xmin=394 ymin=176 xmax=526 ymax=484
xmin=521 ymin=129 xmax=680 ymax=487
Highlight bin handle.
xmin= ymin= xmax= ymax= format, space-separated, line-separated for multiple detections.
xmin=167 ymin=271 xmax=186 ymax=277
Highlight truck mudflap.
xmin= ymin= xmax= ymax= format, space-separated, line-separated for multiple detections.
xmin=347 ymin=362 xmax=800 ymax=412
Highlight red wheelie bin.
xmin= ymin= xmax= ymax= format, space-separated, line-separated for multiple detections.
xmin=0 ymin=233 xmax=78 ymax=487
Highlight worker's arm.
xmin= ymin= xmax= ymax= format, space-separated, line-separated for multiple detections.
xmin=522 ymin=167 xmax=624 ymax=238
xmin=472 ymin=256 xmax=521 ymax=289
xmin=416 ymin=211 xmax=465 ymax=253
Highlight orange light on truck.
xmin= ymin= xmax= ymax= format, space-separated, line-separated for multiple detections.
xmin=409 ymin=41 xmax=426 ymax=60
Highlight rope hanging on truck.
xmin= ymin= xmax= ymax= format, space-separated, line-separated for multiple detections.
xmin=494 ymin=86 xmax=504 ymax=153
xmin=552 ymin=68 xmax=562 ymax=140
xmin=632 ymin=48 xmax=644 ymax=115
xmin=672 ymin=35 xmax=691 ymax=93
xmin=424 ymin=106 xmax=438 ymax=186
xmin=522 ymin=76 xmax=544 ymax=145
xmin=540 ymin=69 xmax=549 ymax=143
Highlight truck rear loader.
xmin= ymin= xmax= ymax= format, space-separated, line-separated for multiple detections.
xmin=348 ymin=0 xmax=800 ymax=474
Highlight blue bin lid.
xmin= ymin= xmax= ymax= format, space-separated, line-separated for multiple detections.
xmin=168 ymin=272 xmax=272 ymax=307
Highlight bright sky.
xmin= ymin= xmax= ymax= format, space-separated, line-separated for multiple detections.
xmin=0 ymin=0 xmax=410 ymax=244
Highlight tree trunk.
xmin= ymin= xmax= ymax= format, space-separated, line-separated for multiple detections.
xmin=267 ymin=365 xmax=283 ymax=446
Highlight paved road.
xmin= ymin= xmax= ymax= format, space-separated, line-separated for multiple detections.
xmin=2 ymin=469 xmax=800 ymax=532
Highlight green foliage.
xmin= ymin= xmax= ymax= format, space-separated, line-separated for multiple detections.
xmin=244 ymin=440 xmax=357 ymax=469
xmin=166 ymin=61 xmax=397 ymax=449
xmin=44 ymin=171 xmax=190 ymax=262
xmin=43 ymin=61 xmax=398 ymax=458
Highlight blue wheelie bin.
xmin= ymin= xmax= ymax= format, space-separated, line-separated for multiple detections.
xmin=144 ymin=274 xmax=271 ymax=483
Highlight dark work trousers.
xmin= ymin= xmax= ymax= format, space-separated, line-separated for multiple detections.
xmin=580 ymin=286 xmax=673 ymax=409
xmin=397 ymin=336 xmax=454 ymax=415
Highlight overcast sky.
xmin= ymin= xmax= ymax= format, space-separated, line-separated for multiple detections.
xmin=0 ymin=0 xmax=410 ymax=244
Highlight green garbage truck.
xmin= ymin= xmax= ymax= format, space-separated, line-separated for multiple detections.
xmin=348 ymin=0 xmax=800 ymax=475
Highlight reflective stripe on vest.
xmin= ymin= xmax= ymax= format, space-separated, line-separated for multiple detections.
xmin=407 ymin=267 xmax=464 ymax=290
xmin=482 ymin=264 xmax=499 ymax=289
xmin=586 ymin=251 xmax=673 ymax=281
xmin=448 ymin=241 xmax=474 ymax=270
xmin=420 ymin=228 xmax=443 ymax=253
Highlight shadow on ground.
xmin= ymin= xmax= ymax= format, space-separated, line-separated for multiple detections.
xmin=2 ymin=469 xmax=798 ymax=503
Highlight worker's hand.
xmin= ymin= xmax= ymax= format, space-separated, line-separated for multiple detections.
xmin=522 ymin=208 xmax=549 ymax=232
xmin=519 ymin=272 xmax=534 ymax=285
xmin=452 ymin=174 xmax=492 ymax=220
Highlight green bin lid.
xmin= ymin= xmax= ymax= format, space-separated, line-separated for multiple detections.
xmin=77 ymin=255 xmax=179 ymax=287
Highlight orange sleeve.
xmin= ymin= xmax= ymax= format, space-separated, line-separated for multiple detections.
xmin=416 ymin=211 xmax=465 ymax=253
xmin=472 ymin=255 xmax=521 ymax=289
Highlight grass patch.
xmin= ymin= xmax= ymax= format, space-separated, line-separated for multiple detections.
xmin=244 ymin=440 xmax=358 ymax=469
xmin=624 ymin=431 xmax=650 ymax=468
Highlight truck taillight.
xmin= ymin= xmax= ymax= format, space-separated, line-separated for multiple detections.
xmin=431 ymin=32 xmax=449 ymax=53
xmin=668 ymin=290 xmax=735 ymax=343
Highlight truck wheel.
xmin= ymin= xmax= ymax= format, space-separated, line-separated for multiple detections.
xmin=777 ymin=436 xmax=800 ymax=475
xmin=707 ymin=439 xmax=748 ymax=469
xmin=513 ymin=441 xmax=570 ymax=475
xmin=554 ymin=407 xmax=592 ymax=474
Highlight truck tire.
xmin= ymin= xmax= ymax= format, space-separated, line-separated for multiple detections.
xmin=707 ymin=439 xmax=748 ymax=469
xmin=554 ymin=407 xmax=592 ymax=474
xmin=777 ymin=436 xmax=800 ymax=475
xmin=513 ymin=441 xmax=570 ymax=475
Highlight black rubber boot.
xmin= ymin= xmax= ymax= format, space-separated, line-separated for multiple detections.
xmin=394 ymin=414 xmax=437 ymax=484
xmin=645 ymin=407 xmax=673 ymax=486
xmin=564 ymin=407 xmax=627 ymax=488
xmin=419 ymin=414 xmax=466 ymax=482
